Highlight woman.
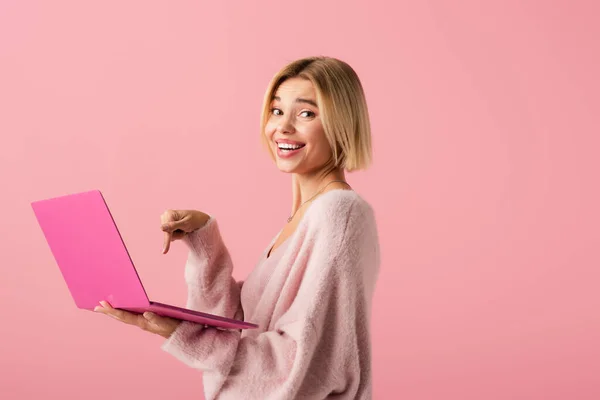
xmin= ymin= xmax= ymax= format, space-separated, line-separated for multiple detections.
xmin=95 ymin=56 xmax=381 ymax=400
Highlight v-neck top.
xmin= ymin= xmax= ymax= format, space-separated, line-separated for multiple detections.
xmin=240 ymin=234 xmax=292 ymax=317
xmin=161 ymin=189 xmax=381 ymax=399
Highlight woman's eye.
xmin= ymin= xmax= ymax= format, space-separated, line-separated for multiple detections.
xmin=271 ymin=108 xmax=282 ymax=116
xmin=300 ymin=110 xmax=315 ymax=118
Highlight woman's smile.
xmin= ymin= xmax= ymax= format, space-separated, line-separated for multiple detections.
xmin=276 ymin=139 xmax=306 ymax=157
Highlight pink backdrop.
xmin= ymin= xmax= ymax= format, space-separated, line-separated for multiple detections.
xmin=1 ymin=1 xmax=598 ymax=399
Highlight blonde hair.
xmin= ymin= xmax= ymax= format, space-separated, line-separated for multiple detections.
xmin=260 ymin=56 xmax=372 ymax=171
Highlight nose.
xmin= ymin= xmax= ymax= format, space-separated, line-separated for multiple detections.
xmin=276 ymin=114 xmax=295 ymax=134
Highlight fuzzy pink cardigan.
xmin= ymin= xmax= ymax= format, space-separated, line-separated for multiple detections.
xmin=161 ymin=190 xmax=381 ymax=399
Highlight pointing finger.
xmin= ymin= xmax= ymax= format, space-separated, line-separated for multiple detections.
xmin=163 ymin=231 xmax=172 ymax=254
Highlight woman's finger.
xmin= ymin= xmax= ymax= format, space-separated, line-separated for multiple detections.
xmin=160 ymin=210 xmax=181 ymax=230
xmin=163 ymin=231 xmax=172 ymax=254
xmin=161 ymin=217 xmax=191 ymax=234
xmin=143 ymin=311 xmax=166 ymax=328
xmin=143 ymin=312 xmax=182 ymax=338
xmin=161 ymin=213 xmax=191 ymax=254
xmin=161 ymin=210 xmax=185 ymax=254
xmin=95 ymin=301 xmax=145 ymax=327
xmin=94 ymin=301 xmax=122 ymax=319
xmin=94 ymin=301 xmax=179 ymax=337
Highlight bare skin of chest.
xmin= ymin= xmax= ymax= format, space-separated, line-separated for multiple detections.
xmin=267 ymin=208 xmax=306 ymax=258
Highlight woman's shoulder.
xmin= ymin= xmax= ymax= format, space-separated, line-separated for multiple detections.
xmin=303 ymin=189 xmax=380 ymax=272
xmin=305 ymin=189 xmax=376 ymax=232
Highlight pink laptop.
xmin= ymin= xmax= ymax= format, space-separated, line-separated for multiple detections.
xmin=31 ymin=189 xmax=257 ymax=330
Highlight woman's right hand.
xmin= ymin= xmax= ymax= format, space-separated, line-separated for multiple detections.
xmin=160 ymin=209 xmax=210 ymax=254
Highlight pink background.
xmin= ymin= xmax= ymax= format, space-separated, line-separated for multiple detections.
xmin=1 ymin=1 xmax=598 ymax=399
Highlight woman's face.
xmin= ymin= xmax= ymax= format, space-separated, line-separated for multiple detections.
xmin=264 ymin=77 xmax=332 ymax=175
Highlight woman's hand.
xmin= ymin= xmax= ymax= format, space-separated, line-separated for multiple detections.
xmin=160 ymin=209 xmax=210 ymax=254
xmin=94 ymin=301 xmax=182 ymax=339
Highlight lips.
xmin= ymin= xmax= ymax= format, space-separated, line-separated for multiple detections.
xmin=278 ymin=143 xmax=305 ymax=150
xmin=275 ymin=140 xmax=305 ymax=158
xmin=275 ymin=139 xmax=305 ymax=151
xmin=276 ymin=140 xmax=305 ymax=148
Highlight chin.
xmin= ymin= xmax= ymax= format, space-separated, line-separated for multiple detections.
xmin=275 ymin=162 xmax=300 ymax=174
xmin=276 ymin=161 xmax=327 ymax=176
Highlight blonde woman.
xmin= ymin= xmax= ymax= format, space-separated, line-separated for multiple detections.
xmin=96 ymin=56 xmax=381 ymax=400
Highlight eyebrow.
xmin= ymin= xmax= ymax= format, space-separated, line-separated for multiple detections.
xmin=273 ymin=96 xmax=318 ymax=108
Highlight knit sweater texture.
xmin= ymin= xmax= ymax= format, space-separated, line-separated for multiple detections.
xmin=161 ymin=189 xmax=381 ymax=399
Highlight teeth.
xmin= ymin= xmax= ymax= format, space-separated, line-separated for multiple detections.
xmin=278 ymin=143 xmax=304 ymax=150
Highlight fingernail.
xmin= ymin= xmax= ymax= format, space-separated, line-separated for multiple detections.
xmin=143 ymin=312 xmax=153 ymax=319
xmin=94 ymin=306 xmax=100 ymax=312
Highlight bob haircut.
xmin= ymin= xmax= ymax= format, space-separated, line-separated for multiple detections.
xmin=260 ymin=56 xmax=372 ymax=171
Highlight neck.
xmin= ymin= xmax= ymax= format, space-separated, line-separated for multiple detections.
xmin=291 ymin=167 xmax=347 ymax=214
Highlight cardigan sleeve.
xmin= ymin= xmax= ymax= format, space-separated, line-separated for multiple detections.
xmin=180 ymin=216 xmax=243 ymax=321
xmin=161 ymin=196 xmax=380 ymax=400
